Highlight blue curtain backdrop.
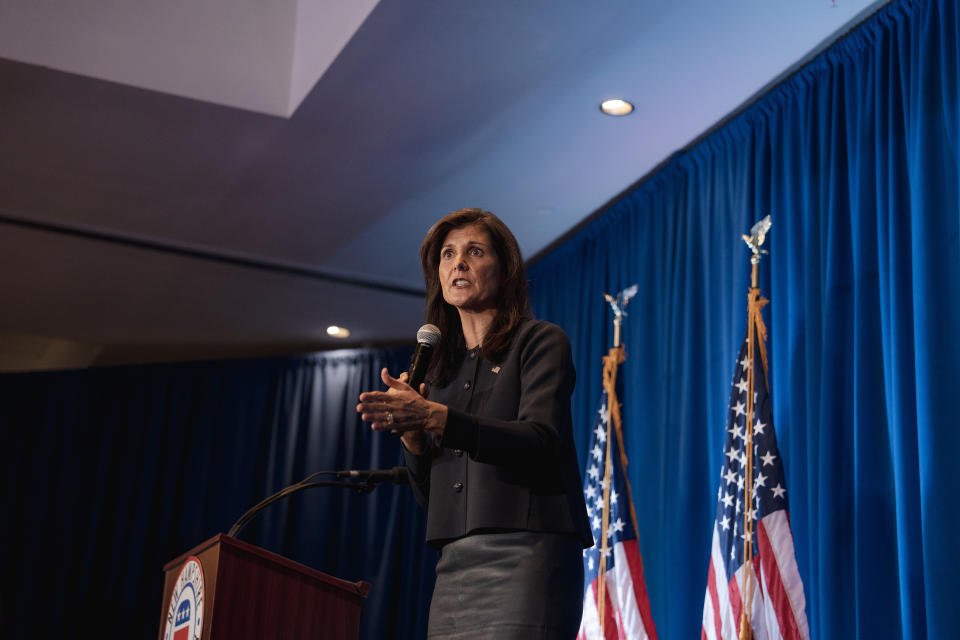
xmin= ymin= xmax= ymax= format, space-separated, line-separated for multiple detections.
xmin=0 ymin=347 xmax=438 ymax=639
xmin=2 ymin=1 xmax=958 ymax=639
xmin=528 ymin=0 xmax=958 ymax=638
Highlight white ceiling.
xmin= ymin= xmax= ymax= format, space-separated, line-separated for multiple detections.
xmin=0 ymin=0 xmax=885 ymax=369
xmin=0 ymin=0 xmax=380 ymax=116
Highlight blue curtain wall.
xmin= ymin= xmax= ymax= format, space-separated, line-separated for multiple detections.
xmin=2 ymin=1 xmax=957 ymax=639
xmin=528 ymin=0 xmax=958 ymax=638
xmin=0 ymin=347 xmax=437 ymax=640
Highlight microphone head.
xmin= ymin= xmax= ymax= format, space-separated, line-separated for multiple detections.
xmin=416 ymin=324 xmax=441 ymax=346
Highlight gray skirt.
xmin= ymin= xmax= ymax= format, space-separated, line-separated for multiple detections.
xmin=427 ymin=531 xmax=584 ymax=640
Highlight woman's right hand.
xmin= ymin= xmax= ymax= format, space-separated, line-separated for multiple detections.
xmin=398 ymin=372 xmax=430 ymax=455
xmin=356 ymin=368 xmax=447 ymax=453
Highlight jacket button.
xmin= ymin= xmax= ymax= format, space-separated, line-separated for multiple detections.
xmin=454 ymin=449 xmax=463 ymax=457
xmin=453 ymin=482 xmax=463 ymax=492
xmin=463 ymin=381 xmax=471 ymax=390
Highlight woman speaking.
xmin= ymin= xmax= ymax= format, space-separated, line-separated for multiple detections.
xmin=357 ymin=208 xmax=593 ymax=639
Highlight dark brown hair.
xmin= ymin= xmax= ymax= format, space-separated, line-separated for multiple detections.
xmin=420 ymin=208 xmax=531 ymax=386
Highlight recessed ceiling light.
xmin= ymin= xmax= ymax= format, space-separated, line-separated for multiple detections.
xmin=326 ymin=325 xmax=351 ymax=338
xmin=600 ymin=99 xmax=634 ymax=116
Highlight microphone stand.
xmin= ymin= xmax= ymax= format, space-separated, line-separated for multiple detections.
xmin=227 ymin=471 xmax=386 ymax=538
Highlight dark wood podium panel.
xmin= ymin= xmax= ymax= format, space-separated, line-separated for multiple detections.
xmin=159 ymin=534 xmax=370 ymax=640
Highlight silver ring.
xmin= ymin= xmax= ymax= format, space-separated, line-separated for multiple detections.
xmin=386 ymin=411 xmax=394 ymax=425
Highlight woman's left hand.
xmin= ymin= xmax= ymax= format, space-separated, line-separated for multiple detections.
xmin=357 ymin=367 xmax=447 ymax=436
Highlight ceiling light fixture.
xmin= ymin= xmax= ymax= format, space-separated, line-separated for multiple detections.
xmin=326 ymin=325 xmax=351 ymax=338
xmin=600 ymin=99 xmax=634 ymax=116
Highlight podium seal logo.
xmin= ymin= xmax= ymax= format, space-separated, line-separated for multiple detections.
xmin=163 ymin=556 xmax=204 ymax=640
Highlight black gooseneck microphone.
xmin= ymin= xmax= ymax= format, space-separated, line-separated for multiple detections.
xmin=227 ymin=466 xmax=408 ymax=538
xmin=391 ymin=323 xmax=441 ymax=435
xmin=334 ymin=466 xmax=409 ymax=484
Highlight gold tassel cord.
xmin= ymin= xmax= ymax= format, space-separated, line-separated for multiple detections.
xmin=596 ymin=285 xmax=640 ymax=636
xmin=597 ymin=343 xmax=648 ymax=638
xmin=738 ymin=262 xmax=771 ymax=640
xmin=738 ymin=288 xmax=758 ymax=640
xmin=736 ymin=217 xmax=771 ymax=640
xmin=606 ymin=350 xmax=642 ymax=548
xmin=595 ymin=347 xmax=621 ymax=633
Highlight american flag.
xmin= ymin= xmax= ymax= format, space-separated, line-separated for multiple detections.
xmin=579 ymin=384 xmax=657 ymax=640
xmin=701 ymin=325 xmax=810 ymax=639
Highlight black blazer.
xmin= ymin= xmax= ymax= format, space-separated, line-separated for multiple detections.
xmin=404 ymin=319 xmax=594 ymax=550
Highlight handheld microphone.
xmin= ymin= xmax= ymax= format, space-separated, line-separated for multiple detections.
xmin=392 ymin=323 xmax=441 ymax=435
xmin=335 ymin=466 xmax=409 ymax=485
xmin=408 ymin=323 xmax=441 ymax=390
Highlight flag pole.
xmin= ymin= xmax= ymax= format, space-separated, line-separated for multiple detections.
xmin=738 ymin=216 xmax=771 ymax=640
xmin=597 ymin=285 xmax=639 ymax=635
xmin=596 ymin=344 xmax=616 ymax=632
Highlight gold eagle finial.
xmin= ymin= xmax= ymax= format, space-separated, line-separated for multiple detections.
xmin=742 ymin=215 xmax=771 ymax=262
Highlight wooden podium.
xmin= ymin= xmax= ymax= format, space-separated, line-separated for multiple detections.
xmin=158 ymin=534 xmax=370 ymax=639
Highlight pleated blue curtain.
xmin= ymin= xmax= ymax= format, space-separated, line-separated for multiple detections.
xmin=0 ymin=348 xmax=435 ymax=640
xmin=528 ymin=0 xmax=959 ymax=637
xmin=3 ymin=1 xmax=958 ymax=639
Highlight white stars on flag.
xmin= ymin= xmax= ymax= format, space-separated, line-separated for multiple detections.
xmin=702 ymin=309 xmax=810 ymax=639
xmin=735 ymin=376 xmax=749 ymax=394
xmin=581 ymin=354 xmax=659 ymax=639
xmin=709 ymin=326 xmax=792 ymax=580
xmin=607 ymin=518 xmax=626 ymax=538
xmin=581 ymin=387 xmax=639 ymax=585
xmin=754 ymin=472 xmax=767 ymax=489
